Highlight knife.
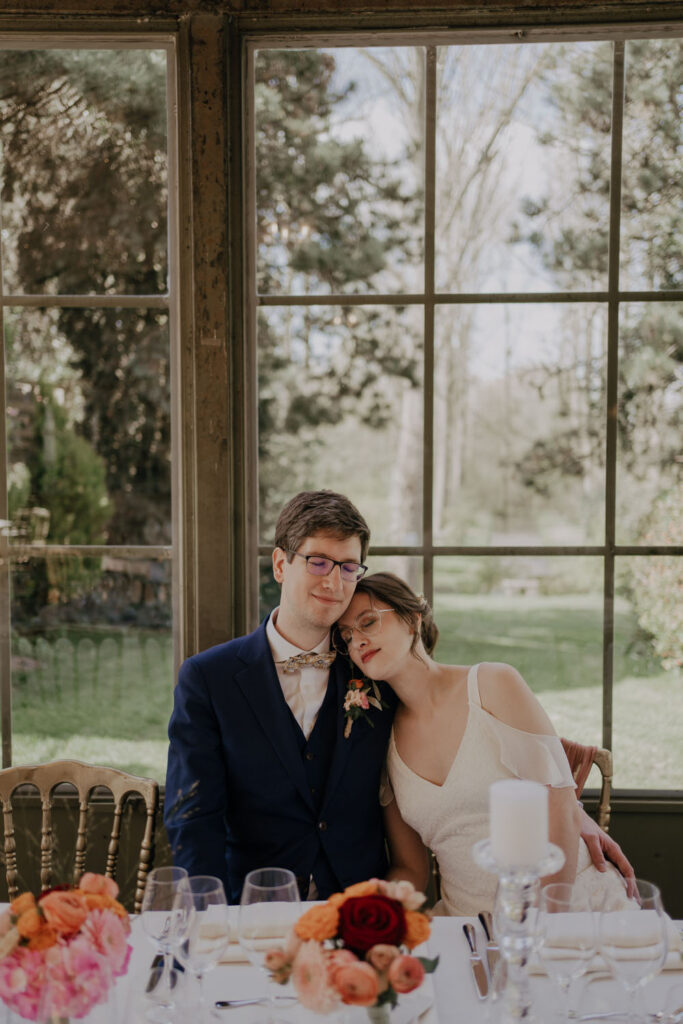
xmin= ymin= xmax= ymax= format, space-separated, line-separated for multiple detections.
xmin=463 ymin=922 xmax=488 ymax=999
xmin=478 ymin=910 xmax=500 ymax=978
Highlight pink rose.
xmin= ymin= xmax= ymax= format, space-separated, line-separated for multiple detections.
xmin=335 ymin=961 xmax=380 ymax=1006
xmin=78 ymin=873 xmax=119 ymax=900
xmin=388 ymin=954 xmax=425 ymax=993
xmin=80 ymin=909 xmax=131 ymax=976
xmin=365 ymin=944 xmax=400 ymax=973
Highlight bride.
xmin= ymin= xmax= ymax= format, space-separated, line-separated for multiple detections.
xmin=335 ymin=571 xmax=634 ymax=914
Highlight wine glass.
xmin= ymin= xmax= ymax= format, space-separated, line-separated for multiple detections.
xmin=536 ymin=881 xmax=597 ymax=1023
xmin=238 ymin=867 xmax=301 ymax=1023
xmin=140 ymin=865 xmax=189 ymax=1021
xmin=598 ymin=878 xmax=669 ymax=1024
xmin=174 ymin=875 xmax=231 ymax=1022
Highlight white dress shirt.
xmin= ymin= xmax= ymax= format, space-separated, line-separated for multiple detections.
xmin=266 ymin=608 xmax=331 ymax=740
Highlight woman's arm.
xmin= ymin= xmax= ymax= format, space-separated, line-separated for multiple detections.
xmin=478 ymin=662 xmax=581 ymax=885
xmin=383 ymin=794 xmax=431 ymax=893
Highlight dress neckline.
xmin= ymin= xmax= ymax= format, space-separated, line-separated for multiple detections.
xmin=390 ymin=696 xmax=473 ymax=790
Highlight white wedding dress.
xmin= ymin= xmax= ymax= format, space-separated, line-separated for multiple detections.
xmin=385 ymin=663 xmax=631 ymax=915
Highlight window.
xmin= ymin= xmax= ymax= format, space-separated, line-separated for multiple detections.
xmin=0 ymin=39 xmax=178 ymax=781
xmin=249 ymin=34 xmax=682 ymax=789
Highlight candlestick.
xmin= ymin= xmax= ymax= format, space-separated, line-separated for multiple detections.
xmin=489 ymin=779 xmax=548 ymax=868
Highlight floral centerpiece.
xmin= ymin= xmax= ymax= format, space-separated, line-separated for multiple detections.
xmin=0 ymin=872 xmax=132 ymax=1022
xmin=265 ymin=878 xmax=437 ymax=1021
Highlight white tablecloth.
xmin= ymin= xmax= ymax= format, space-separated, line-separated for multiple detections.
xmin=120 ymin=915 xmax=683 ymax=1024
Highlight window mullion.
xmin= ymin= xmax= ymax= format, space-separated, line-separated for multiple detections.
xmin=423 ymin=46 xmax=437 ymax=607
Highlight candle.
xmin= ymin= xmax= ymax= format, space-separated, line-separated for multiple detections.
xmin=489 ymin=779 xmax=548 ymax=867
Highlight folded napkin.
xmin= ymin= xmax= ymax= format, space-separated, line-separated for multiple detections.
xmin=531 ymin=911 xmax=682 ymax=973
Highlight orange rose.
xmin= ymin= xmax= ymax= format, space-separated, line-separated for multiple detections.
xmin=402 ymin=910 xmax=430 ymax=949
xmin=295 ymin=903 xmax=339 ymax=942
xmin=16 ymin=907 xmax=44 ymax=940
xmin=329 ymin=880 xmax=379 ymax=908
xmin=10 ymin=892 xmax=36 ymax=917
xmin=27 ymin=921 xmax=57 ymax=951
xmin=39 ymin=890 xmax=88 ymax=936
xmin=78 ymin=872 xmax=119 ymax=900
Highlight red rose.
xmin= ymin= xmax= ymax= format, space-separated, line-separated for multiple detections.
xmin=337 ymin=895 xmax=406 ymax=954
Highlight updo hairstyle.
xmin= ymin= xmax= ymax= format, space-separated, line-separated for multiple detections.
xmin=353 ymin=571 xmax=439 ymax=657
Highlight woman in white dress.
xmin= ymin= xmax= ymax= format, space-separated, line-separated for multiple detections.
xmin=335 ymin=572 xmax=633 ymax=914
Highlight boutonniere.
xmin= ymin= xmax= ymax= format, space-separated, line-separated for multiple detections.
xmin=343 ymin=676 xmax=388 ymax=738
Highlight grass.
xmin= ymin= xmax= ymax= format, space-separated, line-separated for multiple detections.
xmin=9 ymin=600 xmax=682 ymax=790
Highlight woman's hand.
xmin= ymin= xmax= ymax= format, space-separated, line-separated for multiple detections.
xmin=579 ymin=808 xmax=637 ymax=899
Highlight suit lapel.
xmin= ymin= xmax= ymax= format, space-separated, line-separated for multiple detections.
xmin=233 ymin=623 xmax=315 ymax=812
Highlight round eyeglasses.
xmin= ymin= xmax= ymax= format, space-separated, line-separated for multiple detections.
xmin=288 ymin=550 xmax=368 ymax=583
xmin=335 ymin=607 xmax=395 ymax=648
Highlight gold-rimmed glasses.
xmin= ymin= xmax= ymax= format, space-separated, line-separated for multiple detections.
xmin=335 ymin=607 xmax=396 ymax=648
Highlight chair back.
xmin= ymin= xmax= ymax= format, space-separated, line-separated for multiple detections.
xmin=0 ymin=759 xmax=159 ymax=913
xmin=560 ymin=738 xmax=613 ymax=832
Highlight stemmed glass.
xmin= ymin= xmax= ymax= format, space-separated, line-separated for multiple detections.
xmin=174 ymin=875 xmax=231 ymax=1023
xmin=140 ymin=865 xmax=189 ymax=1021
xmin=598 ymin=878 xmax=669 ymax=1024
xmin=536 ymin=881 xmax=597 ymax=1022
xmin=238 ymin=867 xmax=301 ymax=1023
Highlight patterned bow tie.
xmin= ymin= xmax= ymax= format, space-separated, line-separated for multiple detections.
xmin=277 ymin=651 xmax=336 ymax=673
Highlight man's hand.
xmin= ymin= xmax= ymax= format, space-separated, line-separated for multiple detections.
xmin=579 ymin=806 xmax=637 ymax=899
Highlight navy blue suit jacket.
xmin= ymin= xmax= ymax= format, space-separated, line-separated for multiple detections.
xmin=164 ymin=619 xmax=396 ymax=904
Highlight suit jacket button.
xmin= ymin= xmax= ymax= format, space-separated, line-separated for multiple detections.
xmin=305 ymin=751 xmax=314 ymax=761
xmin=318 ymin=820 xmax=327 ymax=831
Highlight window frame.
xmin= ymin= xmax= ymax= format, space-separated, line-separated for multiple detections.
xmin=245 ymin=24 xmax=683 ymax=774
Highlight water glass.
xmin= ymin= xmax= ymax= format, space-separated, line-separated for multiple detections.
xmin=140 ymin=865 xmax=189 ymax=1021
xmin=174 ymin=875 xmax=231 ymax=1022
xmin=536 ymin=881 xmax=596 ymax=1022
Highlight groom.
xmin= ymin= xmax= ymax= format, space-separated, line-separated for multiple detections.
xmin=164 ymin=489 xmax=634 ymax=903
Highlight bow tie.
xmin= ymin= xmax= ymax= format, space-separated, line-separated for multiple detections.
xmin=277 ymin=651 xmax=336 ymax=673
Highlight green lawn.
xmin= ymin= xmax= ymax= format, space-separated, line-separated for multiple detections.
xmin=9 ymin=602 xmax=682 ymax=790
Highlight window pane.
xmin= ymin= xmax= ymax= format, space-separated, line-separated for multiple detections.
xmin=0 ymin=49 xmax=168 ymax=296
xmin=254 ymin=47 xmax=422 ymax=296
xmin=621 ymin=39 xmax=682 ymax=291
xmin=434 ymin=556 xmax=604 ymax=747
xmin=435 ymin=41 xmax=612 ymax=293
xmin=613 ymin=557 xmax=682 ymax=789
xmin=434 ymin=303 xmax=607 ymax=545
xmin=6 ymin=307 xmax=171 ymax=546
xmin=10 ymin=553 xmax=173 ymax=781
xmin=258 ymin=305 xmax=423 ymax=546
xmin=616 ymin=302 xmax=682 ymax=544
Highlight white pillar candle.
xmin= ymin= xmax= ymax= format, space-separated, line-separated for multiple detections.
xmin=489 ymin=779 xmax=549 ymax=867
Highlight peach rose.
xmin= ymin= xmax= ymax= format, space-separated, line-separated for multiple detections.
xmin=378 ymin=880 xmax=426 ymax=911
xmin=365 ymin=943 xmax=400 ymax=973
xmin=325 ymin=948 xmax=358 ymax=986
xmin=78 ymin=873 xmax=119 ymax=900
xmin=402 ymin=909 xmax=431 ymax=949
xmin=0 ymin=924 xmax=20 ymax=958
xmin=335 ymin=961 xmax=380 ymax=1006
xmin=39 ymin=890 xmax=88 ymax=936
xmin=294 ymin=903 xmax=339 ymax=942
xmin=388 ymin=954 xmax=425 ymax=994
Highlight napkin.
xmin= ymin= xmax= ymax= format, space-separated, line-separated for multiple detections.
xmin=530 ymin=911 xmax=682 ymax=973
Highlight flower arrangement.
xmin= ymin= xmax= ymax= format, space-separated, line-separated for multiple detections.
xmin=0 ymin=873 xmax=132 ymax=1022
xmin=265 ymin=878 xmax=437 ymax=1015
xmin=343 ymin=678 xmax=387 ymax=738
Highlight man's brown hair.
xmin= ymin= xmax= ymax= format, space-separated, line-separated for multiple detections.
xmin=274 ymin=490 xmax=371 ymax=562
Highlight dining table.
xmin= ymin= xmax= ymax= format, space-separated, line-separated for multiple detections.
xmin=119 ymin=913 xmax=683 ymax=1024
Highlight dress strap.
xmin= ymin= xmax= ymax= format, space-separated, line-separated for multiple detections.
xmin=466 ymin=663 xmax=482 ymax=707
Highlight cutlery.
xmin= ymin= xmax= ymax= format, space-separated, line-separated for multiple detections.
xmin=463 ymin=922 xmax=488 ymax=1000
xmin=215 ymin=996 xmax=298 ymax=1009
xmin=478 ymin=910 xmax=500 ymax=978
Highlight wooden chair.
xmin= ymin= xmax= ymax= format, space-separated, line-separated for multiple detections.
xmin=0 ymin=759 xmax=159 ymax=913
xmin=560 ymin=738 xmax=613 ymax=832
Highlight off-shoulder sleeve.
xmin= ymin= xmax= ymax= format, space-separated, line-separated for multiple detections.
xmin=473 ymin=704 xmax=576 ymax=789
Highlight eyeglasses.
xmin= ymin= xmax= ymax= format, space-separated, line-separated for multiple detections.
xmin=335 ymin=607 xmax=395 ymax=647
xmin=287 ymin=550 xmax=368 ymax=583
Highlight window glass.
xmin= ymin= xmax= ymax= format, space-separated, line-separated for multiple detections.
xmin=10 ymin=553 xmax=173 ymax=781
xmin=435 ymin=41 xmax=612 ymax=293
xmin=255 ymin=47 xmax=423 ymax=296
xmin=258 ymin=304 xmax=423 ymax=546
xmin=613 ymin=556 xmax=682 ymax=789
xmin=0 ymin=49 xmax=168 ymax=296
xmin=434 ymin=303 xmax=607 ymax=546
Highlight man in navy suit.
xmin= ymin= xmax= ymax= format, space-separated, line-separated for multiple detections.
xmin=164 ymin=490 xmax=396 ymax=904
